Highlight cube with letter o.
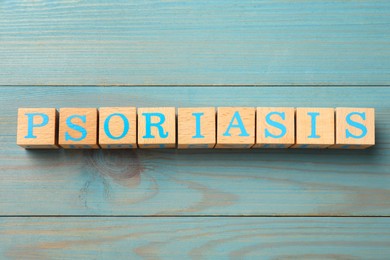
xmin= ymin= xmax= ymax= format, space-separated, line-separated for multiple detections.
xmin=99 ymin=107 xmax=137 ymax=149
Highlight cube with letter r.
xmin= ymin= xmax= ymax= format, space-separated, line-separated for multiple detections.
xmin=137 ymin=107 xmax=176 ymax=148
xmin=17 ymin=108 xmax=58 ymax=149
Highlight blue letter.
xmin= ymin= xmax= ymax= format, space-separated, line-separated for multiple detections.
xmin=104 ymin=113 xmax=129 ymax=140
xmin=142 ymin=113 xmax=168 ymax=139
xmin=24 ymin=113 xmax=49 ymax=138
xmin=65 ymin=115 xmax=87 ymax=141
xmin=192 ymin=112 xmax=205 ymax=138
xmin=307 ymin=112 xmax=320 ymax=138
xmin=223 ymin=111 xmax=249 ymax=137
xmin=265 ymin=112 xmax=286 ymax=139
xmin=346 ymin=112 xmax=367 ymax=139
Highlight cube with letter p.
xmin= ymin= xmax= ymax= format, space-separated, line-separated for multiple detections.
xmin=17 ymin=108 xmax=58 ymax=149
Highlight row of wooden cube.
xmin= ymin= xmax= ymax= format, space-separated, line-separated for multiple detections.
xmin=17 ymin=107 xmax=375 ymax=149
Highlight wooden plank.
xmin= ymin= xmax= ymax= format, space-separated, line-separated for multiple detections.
xmin=0 ymin=217 xmax=389 ymax=259
xmin=0 ymin=1 xmax=389 ymax=85
xmin=0 ymin=86 xmax=389 ymax=215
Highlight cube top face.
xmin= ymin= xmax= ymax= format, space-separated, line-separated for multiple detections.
xmin=58 ymin=108 xmax=99 ymax=149
xmin=17 ymin=108 xmax=58 ymax=149
xmin=178 ymin=107 xmax=216 ymax=149
xmin=137 ymin=107 xmax=176 ymax=148
xmin=294 ymin=107 xmax=335 ymax=148
xmin=332 ymin=107 xmax=375 ymax=149
xmin=255 ymin=107 xmax=295 ymax=148
xmin=99 ymin=107 xmax=137 ymax=149
xmin=216 ymin=107 xmax=255 ymax=148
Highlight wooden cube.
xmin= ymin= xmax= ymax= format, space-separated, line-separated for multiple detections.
xmin=216 ymin=107 xmax=255 ymax=148
xmin=330 ymin=107 xmax=375 ymax=149
xmin=178 ymin=107 xmax=216 ymax=149
xmin=98 ymin=107 xmax=137 ymax=149
xmin=58 ymin=108 xmax=99 ymax=149
xmin=138 ymin=107 xmax=176 ymax=148
xmin=254 ymin=107 xmax=295 ymax=148
xmin=17 ymin=108 xmax=58 ymax=149
xmin=292 ymin=108 xmax=334 ymax=148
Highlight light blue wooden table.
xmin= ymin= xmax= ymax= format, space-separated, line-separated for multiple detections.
xmin=1 ymin=1 xmax=389 ymax=259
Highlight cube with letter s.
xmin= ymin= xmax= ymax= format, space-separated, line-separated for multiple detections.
xmin=58 ymin=108 xmax=99 ymax=149
xmin=330 ymin=107 xmax=375 ymax=149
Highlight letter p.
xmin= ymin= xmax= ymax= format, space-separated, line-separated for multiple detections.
xmin=24 ymin=113 xmax=49 ymax=139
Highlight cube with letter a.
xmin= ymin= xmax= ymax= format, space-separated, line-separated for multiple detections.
xmin=292 ymin=108 xmax=335 ymax=148
xmin=254 ymin=107 xmax=295 ymax=148
xmin=138 ymin=107 xmax=176 ymax=148
xmin=178 ymin=107 xmax=216 ymax=149
xmin=216 ymin=107 xmax=255 ymax=148
xmin=17 ymin=108 xmax=58 ymax=149
xmin=330 ymin=107 xmax=375 ymax=149
xmin=58 ymin=108 xmax=99 ymax=149
xmin=99 ymin=107 xmax=137 ymax=149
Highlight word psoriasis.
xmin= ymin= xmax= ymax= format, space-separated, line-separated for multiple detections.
xmin=16 ymin=107 xmax=375 ymax=149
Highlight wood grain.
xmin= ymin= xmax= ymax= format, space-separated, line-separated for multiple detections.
xmin=0 ymin=86 xmax=389 ymax=216
xmin=0 ymin=1 xmax=389 ymax=85
xmin=1 ymin=217 xmax=389 ymax=259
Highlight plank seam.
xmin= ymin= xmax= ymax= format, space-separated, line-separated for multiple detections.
xmin=0 ymin=85 xmax=390 ymax=87
xmin=1 ymin=215 xmax=390 ymax=218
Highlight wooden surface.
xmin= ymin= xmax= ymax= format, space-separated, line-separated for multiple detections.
xmin=1 ymin=0 xmax=390 ymax=85
xmin=0 ymin=86 xmax=389 ymax=216
xmin=1 ymin=87 xmax=390 ymax=258
xmin=1 ymin=0 xmax=390 ymax=258
xmin=1 ymin=217 xmax=390 ymax=259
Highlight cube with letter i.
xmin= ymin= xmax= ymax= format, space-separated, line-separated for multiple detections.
xmin=17 ymin=108 xmax=58 ymax=149
xmin=216 ymin=107 xmax=255 ymax=148
xmin=99 ymin=107 xmax=137 ymax=149
xmin=292 ymin=108 xmax=335 ymax=148
xmin=330 ymin=108 xmax=375 ymax=149
xmin=178 ymin=107 xmax=216 ymax=148
xmin=138 ymin=107 xmax=176 ymax=148
xmin=58 ymin=108 xmax=99 ymax=149
xmin=254 ymin=107 xmax=295 ymax=148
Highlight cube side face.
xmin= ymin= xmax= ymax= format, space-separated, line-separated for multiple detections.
xmin=99 ymin=107 xmax=137 ymax=149
xmin=215 ymin=107 xmax=255 ymax=148
xmin=254 ymin=107 xmax=295 ymax=148
xmin=292 ymin=108 xmax=335 ymax=148
xmin=177 ymin=107 xmax=216 ymax=149
xmin=137 ymin=107 xmax=176 ymax=148
xmin=58 ymin=108 xmax=99 ymax=149
xmin=330 ymin=108 xmax=375 ymax=149
xmin=16 ymin=108 xmax=58 ymax=149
